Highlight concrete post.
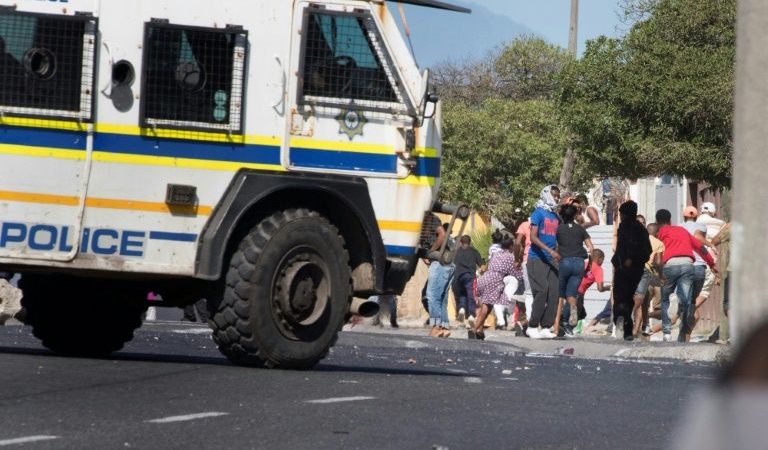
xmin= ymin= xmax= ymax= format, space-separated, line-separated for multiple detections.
xmin=731 ymin=0 xmax=768 ymax=344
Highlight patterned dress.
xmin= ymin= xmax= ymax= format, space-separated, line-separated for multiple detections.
xmin=476 ymin=251 xmax=523 ymax=306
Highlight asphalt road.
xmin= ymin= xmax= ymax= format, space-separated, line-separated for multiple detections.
xmin=0 ymin=322 xmax=716 ymax=450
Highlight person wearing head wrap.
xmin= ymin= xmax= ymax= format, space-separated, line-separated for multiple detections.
xmin=534 ymin=185 xmax=559 ymax=212
xmin=526 ymin=185 xmax=561 ymax=339
xmin=611 ymin=201 xmax=652 ymax=340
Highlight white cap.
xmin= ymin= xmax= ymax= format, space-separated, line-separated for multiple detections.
xmin=700 ymin=202 xmax=716 ymax=214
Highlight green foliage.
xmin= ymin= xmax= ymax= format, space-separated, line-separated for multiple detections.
xmin=440 ymin=99 xmax=567 ymax=222
xmin=494 ymin=36 xmax=571 ymax=101
xmin=558 ymin=0 xmax=735 ymax=187
xmin=468 ymin=227 xmax=494 ymax=264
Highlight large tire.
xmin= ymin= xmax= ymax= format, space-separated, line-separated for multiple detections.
xmin=212 ymin=209 xmax=351 ymax=369
xmin=19 ymin=275 xmax=147 ymax=356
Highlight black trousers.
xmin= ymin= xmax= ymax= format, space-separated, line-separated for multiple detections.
xmin=527 ymin=258 xmax=559 ymax=328
xmin=613 ymin=267 xmax=644 ymax=337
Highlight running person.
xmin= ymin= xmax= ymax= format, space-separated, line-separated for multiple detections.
xmin=471 ymin=238 xmax=524 ymax=340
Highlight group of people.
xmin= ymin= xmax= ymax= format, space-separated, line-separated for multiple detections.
xmin=419 ymin=183 xmax=730 ymax=344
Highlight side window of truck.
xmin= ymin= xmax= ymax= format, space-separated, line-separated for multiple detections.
xmin=300 ymin=10 xmax=401 ymax=108
xmin=140 ymin=22 xmax=247 ymax=134
xmin=0 ymin=11 xmax=96 ymax=121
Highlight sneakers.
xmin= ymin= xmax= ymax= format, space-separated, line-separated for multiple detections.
xmin=662 ymin=333 xmax=672 ymax=342
xmin=467 ymin=315 xmax=476 ymax=329
xmin=562 ymin=326 xmax=575 ymax=337
xmin=613 ymin=317 xmax=624 ymax=339
xmin=526 ymin=327 xmax=540 ymax=339
xmin=457 ymin=308 xmax=466 ymax=323
xmin=538 ymin=328 xmax=556 ymax=339
xmin=574 ymin=320 xmax=584 ymax=335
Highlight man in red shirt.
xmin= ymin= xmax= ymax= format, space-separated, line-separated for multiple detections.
xmin=655 ymin=209 xmax=717 ymax=342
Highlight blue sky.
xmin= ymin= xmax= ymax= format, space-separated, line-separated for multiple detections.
xmin=395 ymin=0 xmax=628 ymax=67
xmin=497 ymin=0 xmax=627 ymax=54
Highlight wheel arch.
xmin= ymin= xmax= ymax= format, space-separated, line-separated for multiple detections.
xmin=196 ymin=170 xmax=387 ymax=294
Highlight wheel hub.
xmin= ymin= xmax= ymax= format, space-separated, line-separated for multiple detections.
xmin=275 ymin=254 xmax=330 ymax=330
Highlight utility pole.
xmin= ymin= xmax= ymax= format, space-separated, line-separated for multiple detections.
xmin=732 ymin=0 xmax=768 ymax=345
xmin=559 ymin=0 xmax=579 ymax=192
xmin=568 ymin=0 xmax=579 ymax=57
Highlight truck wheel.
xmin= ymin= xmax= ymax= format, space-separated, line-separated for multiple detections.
xmin=19 ymin=276 xmax=147 ymax=356
xmin=212 ymin=209 xmax=351 ymax=369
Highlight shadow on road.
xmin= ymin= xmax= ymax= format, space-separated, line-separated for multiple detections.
xmin=0 ymin=345 xmax=468 ymax=378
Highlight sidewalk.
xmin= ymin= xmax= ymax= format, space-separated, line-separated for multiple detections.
xmin=343 ymin=319 xmax=729 ymax=364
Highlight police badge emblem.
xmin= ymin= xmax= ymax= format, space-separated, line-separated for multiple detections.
xmin=336 ymin=107 xmax=368 ymax=141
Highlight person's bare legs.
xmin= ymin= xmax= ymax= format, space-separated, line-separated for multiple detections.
xmin=632 ymin=292 xmax=645 ymax=336
xmin=567 ymin=296 xmax=578 ymax=326
xmin=685 ymin=294 xmax=709 ymax=342
xmin=473 ymin=303 xmax=491 ymax=336
xmin=553 ymin=297 xmax=564 ymax=335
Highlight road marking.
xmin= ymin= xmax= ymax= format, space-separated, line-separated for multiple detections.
xmin=463 ymin=377 xmax=483 ymax=384
xmin=146 ymin=412 xmax=229 ymax=423
xmin=0 ymin=436 xmax=59 ymax=446
xmin=170 ymin=328 xmax=211 ymax=335
xmin=404 ymin=340 xmax=429 ymax=349
xmin=305 ymin=396 xmax=376 ymax=404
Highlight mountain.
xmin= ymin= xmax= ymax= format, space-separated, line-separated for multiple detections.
xmin=392 ymin=1 xmax=539 ymax=68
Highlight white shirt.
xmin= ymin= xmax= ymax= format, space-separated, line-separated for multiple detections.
xmin=683 ymin=221 xmax=707 ymax=266
xmin=697 ymin=214 xmax=725 ymax=240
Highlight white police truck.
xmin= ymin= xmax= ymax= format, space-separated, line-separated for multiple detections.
xmin=0 ymin=0 xmax=469 ymax=368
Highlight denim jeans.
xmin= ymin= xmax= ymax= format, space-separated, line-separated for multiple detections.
xmin=690 ymin=265 xmax=706 ymax=301
xmin=661 ymin=263 xmax=694 ymax=340
xmin=558 ymin=257 xmax=586 ymax=299
xmin=452 ymin=271 xmax=477 ymax=317
xmin=427 ymin=262 xmax=454 ymax=327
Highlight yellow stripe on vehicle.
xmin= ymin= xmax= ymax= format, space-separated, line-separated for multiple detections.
xmin=0 ymin=190 xmax=213 ymax=216
xmin=86 ymin=197 xmax=213 ymax=216
xmin=0 ymin=144 xmax=86 ymax=161
xmin=0 ymin=116 xmax=90 ymax=132
xmin=377 ymin=220 xmax=423 ymax=232
xmin=91 ymin=151 xmax=286 ymax=173
xmin=398 ymin=175 xmax=436 ymax=186
xmin=0 ymin=190 xmax=80 ymax=206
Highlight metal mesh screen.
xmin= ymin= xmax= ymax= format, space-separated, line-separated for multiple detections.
xmin=141 ymin=23 xmax=246 ymax=134
xmin=300 ymin=10 xmax=407 ymax=113
xmin=0 ymin=11 xmax=95 ymax=121
xmin=419 ymin=212 xmax=443 ymax=250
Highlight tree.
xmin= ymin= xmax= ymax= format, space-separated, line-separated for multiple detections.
xmin=440 ymin=99 xmax=568 ymax=223
xmin=558 ymin=0 xmax=735 ymax=187
xmin=434 ymin=37 xmax=585 ymax=222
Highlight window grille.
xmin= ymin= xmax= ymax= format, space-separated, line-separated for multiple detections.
xmin=140 ymin=22 xmax=247 ymax=134
xmin=419 ymin=212 xmax=443 ymax=251
xmin=299 ymin=9 xmax=408 ymax=113
xmin=0 ymin=11 xmax=96 ymax=122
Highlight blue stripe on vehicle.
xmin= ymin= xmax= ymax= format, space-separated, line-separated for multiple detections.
xmin=0 ymin=126 xmax=441 ymax=177
xmin=94 ymin=133 xmax=282 ymax=166
xmin=414 ymin=156 xmax=440 ymax=178
xmin=149 ymin=231 xmax=198 ymax=242
xmin=0 ymin=125 xmax=87 ymax=150
xmin=385 ymin=245 xmax=416 ymax=256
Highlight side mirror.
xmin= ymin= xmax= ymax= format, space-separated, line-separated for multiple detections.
xmin=422 ymin=92 xmax=439 ymax=119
